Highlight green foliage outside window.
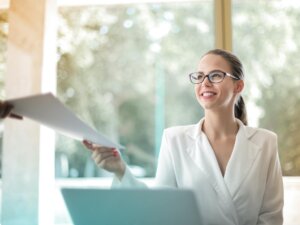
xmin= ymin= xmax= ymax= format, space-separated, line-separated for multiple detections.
xmin=233 ymin=0 xmax=300 ymax=175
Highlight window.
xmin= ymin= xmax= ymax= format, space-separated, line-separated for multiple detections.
xmin=55 ymin=1 xmax=214 ymax=178
xmin=233 ymin=0 xmax=300 ymax=176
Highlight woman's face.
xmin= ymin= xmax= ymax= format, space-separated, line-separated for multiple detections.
xmin=194 ymin=54 xmax=244 ymax=113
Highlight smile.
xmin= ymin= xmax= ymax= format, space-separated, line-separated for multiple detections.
xmin=201 ymin=91 xmax=217 ymax=97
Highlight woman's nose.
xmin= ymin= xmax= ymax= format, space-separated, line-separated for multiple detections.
xmin=202 ymin=76 xmax=212 ymax=87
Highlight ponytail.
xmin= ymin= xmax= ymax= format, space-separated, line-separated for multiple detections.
xmin=234 ymin=95 xmax=247 ymax=125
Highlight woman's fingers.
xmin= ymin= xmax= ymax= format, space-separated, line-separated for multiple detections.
xmin=82 ymin=140 xmax=115 ymax=152
xmin=92 ymin=150 xmax=112 ymax=161
xmin=82 ymin=140 xmax=123 ymax=174
xmin=92 ymin=148 xmax=117 ymax=161
xmin=92 ymin=149 xmax=120 ymax=168
xmin=82 ymin=140 xmax=94 ymax=150
xmin=93 ymin=151 xmax=113 ymax=165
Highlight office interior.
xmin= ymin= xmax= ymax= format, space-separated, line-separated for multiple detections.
xmin=0 ymin=0 xmax=299 ymax=224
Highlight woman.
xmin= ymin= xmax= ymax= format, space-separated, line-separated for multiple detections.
xmin=83 ymin=49 xmax=283 ymax=225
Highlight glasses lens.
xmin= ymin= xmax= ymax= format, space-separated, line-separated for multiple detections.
xmin=209 ymin=71 xmax=224 ymax=83
xmin=190 ymin=72 xmax=203 ymax=83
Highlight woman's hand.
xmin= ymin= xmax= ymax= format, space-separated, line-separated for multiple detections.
xmin=83 ymin=140 xmax=126 ymax=180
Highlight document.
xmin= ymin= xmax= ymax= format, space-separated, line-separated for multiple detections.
xmin=7 ymin=93 xmax=124 ymax=149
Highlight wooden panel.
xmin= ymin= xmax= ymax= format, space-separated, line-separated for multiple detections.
xmin=2 ymin=0 xmax=56 ymax=224
xmin=214 ymin=0 xmax=232 ymax=50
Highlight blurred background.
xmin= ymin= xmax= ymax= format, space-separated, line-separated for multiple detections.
xmin=1 ymin=0 xmax=300 ymax=224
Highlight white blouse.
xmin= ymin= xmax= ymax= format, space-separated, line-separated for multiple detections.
xmin=112 ymin=119 xmax=284 ymax=225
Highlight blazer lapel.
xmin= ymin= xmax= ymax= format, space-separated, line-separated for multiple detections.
xmin=184 ymin=118 xmax=216 ymax=181
xmin=184 ymin=119 xmax=240 ymax=224
xmin=184 ymin=119 xmax=206 ymax=171
xmin=224 ymin=120 xmax=261 ymax=198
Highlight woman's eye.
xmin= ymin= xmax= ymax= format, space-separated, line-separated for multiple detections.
xmin=197 ymin=74 xmax=205 ymax=80
xmin=210 ymin=72 xmax=223 ymax=79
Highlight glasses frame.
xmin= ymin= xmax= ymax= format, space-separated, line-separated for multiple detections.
xmin=189 ymin=70 xmax=240 ymax=84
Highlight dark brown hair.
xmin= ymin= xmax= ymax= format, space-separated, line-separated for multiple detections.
xmin=203 ymin=49 xmax=247 ymax=125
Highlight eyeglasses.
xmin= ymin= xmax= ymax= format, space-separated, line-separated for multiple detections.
xmin=189 ymin=70 xmax=240 ymax=84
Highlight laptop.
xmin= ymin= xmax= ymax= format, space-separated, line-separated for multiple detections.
xmin=61 ymin=188 xmax=201 ymax=225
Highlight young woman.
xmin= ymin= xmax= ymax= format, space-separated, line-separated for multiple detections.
xmin=83 ymin=49 xmax=283 ymax=225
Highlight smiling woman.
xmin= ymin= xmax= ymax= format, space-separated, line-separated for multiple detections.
xmin=84 ymin=49 xmax=283 ymax=225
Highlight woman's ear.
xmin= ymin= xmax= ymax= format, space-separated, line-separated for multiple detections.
xmin=234 ymin=80 xmax=244 ymax=94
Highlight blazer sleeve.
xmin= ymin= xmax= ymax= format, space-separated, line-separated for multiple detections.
xmin=257 ymin=135 xmax=284 ymax=225
xmin=111 ymin=166 xmax=148 ymax=188
xmin=154 ymin=130 xmax=177 ymax=187
xmin=111 ymin=130 xmax=177 ymax=188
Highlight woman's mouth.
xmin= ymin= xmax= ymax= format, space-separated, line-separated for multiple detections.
xmin=201 ymin=91 xmax=217 ymax=97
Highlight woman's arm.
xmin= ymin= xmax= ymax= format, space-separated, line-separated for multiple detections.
xmin=83 ymin=130 xmax=177 ymax=189
xmin=112 ymin=130 xmax=177 ymax=188
xmin=83 ymin=140 xmax=147 ymax=188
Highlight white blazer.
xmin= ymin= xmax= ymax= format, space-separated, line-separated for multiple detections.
xmin=113 ymin=118 xmax=284 ymax=225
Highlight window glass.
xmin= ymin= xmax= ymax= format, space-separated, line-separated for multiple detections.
xmin=56 ymin=1 xmax=214 ymax=178
xmin=233 ymin=0 xmax=300 ymax=175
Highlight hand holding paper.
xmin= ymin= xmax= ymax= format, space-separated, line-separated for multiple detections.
xmin=83 ymin=140 xmax=126 ymax=179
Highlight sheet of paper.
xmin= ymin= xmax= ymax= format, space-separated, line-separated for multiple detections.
xmin=7 ymin=93 xmax=124 ymax=149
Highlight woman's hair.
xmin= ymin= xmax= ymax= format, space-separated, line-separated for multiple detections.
xmin=203 ymin=49 xmax=248 ymax=125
